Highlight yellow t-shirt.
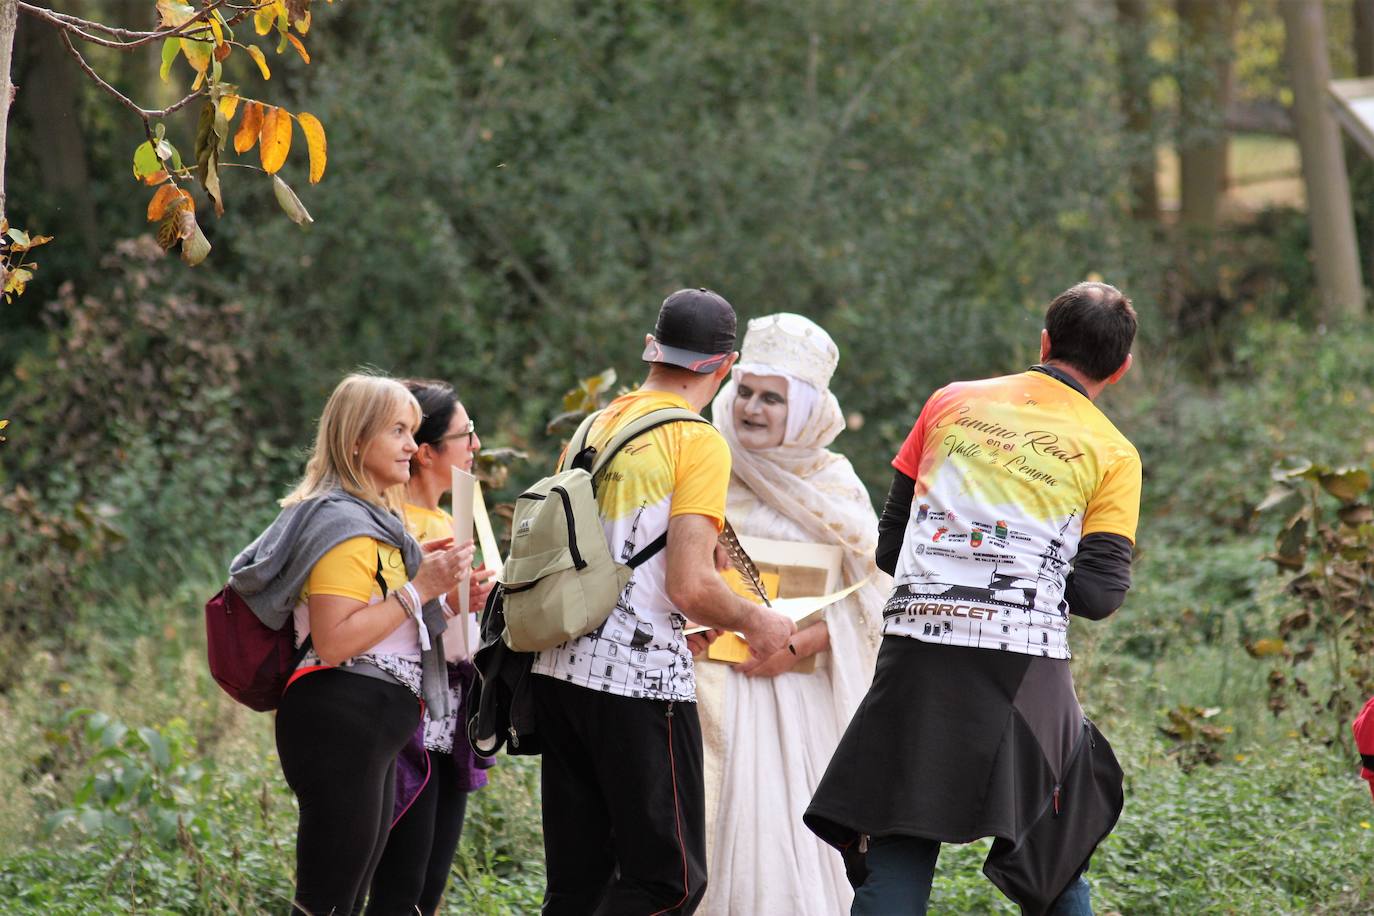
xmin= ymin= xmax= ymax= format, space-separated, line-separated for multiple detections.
xmin=293 ymin=536 xmax=420 ymax=661
xmin=532 ymin=389 xmax=731 ymax=701
xmin=302 ymin=536 xmax=407 ymax=603
xmin=405 ymin=503 xmax=453 ymax=547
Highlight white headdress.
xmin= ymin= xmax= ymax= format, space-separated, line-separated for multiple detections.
xmin=730 ymin=313 xmax=844 ymax=449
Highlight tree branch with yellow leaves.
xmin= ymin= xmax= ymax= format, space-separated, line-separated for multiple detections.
xmin=2 ymin=0 xmax=330 ymax=283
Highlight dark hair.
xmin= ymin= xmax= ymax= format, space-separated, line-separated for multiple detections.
xmin=1043 ymin=282 xmax=1137 ymax=381
xmin=403 ymin=378 xmax=458 ymax=451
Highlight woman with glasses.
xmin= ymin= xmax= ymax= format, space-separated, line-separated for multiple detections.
xmin=695 ymin=314 xmax=890 ymax=915
xmin=366 ymin=379 xmax=497 ymax=915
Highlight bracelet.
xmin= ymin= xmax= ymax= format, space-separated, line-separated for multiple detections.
xmin=402 ymin=582 xmax=423 ymax=616
xmin=393 ymin=585 xmax=415 ymax=617
xmin=399 ymin=581 xmax=430 ymax=651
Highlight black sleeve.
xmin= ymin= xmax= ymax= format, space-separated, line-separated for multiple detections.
xmin=876 ymin=470 xmax=915 ymax=576
xmin=1064 ymin=532 xmax=1134 ymax=620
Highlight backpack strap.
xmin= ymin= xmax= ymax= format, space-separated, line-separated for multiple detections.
xmin=374 ymin=551 xmax=389 ymax=597
xmin=561 ymin=410 xmax=604 ymax=473
xmin=626 ymin=531 xmax=668 ymax=569
xmin=588 ymin=407 xmax=709 ymax=478
xmin=593 ymin=407 xmax=711 ymax=568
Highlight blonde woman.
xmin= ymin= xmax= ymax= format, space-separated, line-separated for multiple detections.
xmin=228 ymin=373 xmax=472 ymax=916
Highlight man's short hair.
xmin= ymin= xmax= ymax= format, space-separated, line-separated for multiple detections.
xmin=1043 ymin=282 xmax=1137 ymax=382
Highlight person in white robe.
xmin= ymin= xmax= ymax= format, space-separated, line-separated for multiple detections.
xmin=696 ymin=312 xmax=890 ymax=915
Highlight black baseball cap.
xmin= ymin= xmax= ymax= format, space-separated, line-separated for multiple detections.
xmin=641 ymin=288 xmax=737 ymax=373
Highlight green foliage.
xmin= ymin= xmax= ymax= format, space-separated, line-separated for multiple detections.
xmin=0 ymin=238 xmax=285 ymax=663
xmin=0 ymin=626 xmax=299 ymax=914
xmin=187 ymin=0 xmax=1164 ymax=503
xmin=449 ymin=756 xmax=546 ymax=913
xmin=922 ymin=739 xmax=1374 ymax=914
xmin=45 ymin=710 xmax=210 ymax=847
xmin=1093 ymin=741 xmax=1374 ymax=914
xmin=0 ymin=485 xmax=124 ymax=685
xmin=1252 ymin=458 xmax=1374 ymax=744
xmin=1122 ymin=319 xmax=1374 ymax=547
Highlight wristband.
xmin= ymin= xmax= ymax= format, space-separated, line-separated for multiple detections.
xmin=402 ymin=581 xmax=430 ymax=651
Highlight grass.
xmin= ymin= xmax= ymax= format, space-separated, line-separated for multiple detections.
xmin=1 ymin=532 xmax=1369 ymax=915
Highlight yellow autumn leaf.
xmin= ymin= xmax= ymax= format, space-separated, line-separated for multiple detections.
xmin=157 ymin=0 xmax=195 ymax=28
xmin=209 ymin=15 xmax=224 ymax=46
xmin=234 ymin=101 xmax=264 ymax=154
xmin=296 ymin=111 xmax=326 ymax=183
xmin=259 ymin=106 xmax=293 ymax=174
xmin=286 ymin=33 xmax=310 ymax=63
xmin=181 ymin=34 xmax=212 ymax=73
xmin=218 ymin=94 xmax=240 ymax=121
xmin=254 ymin=5 xmax=275 ymax=35
xmin=247 ymin=44 xmax=271 ymax=80
xmin=1245 ymin=638 xmax=1286 ymax=658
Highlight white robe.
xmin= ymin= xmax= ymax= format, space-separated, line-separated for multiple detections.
xmin=697 ymin=479 xmax=883 ymax=916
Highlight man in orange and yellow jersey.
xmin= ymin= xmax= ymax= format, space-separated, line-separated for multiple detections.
xmin=807 ymin=282 xmax=1142 ymax=916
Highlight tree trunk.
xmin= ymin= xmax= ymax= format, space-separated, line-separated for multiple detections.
xmin=1356 ymin=0 xmax=1374 ymax=77
xmin=1281 ymin=0 xmax=1365 ymax=320
xmin=16 ymin=12 xmax=99 ymax=255
xmin=1117 ymin=0 xmax=1159 ymax=221
xmin=1177 ymin=0 xmax=1239 ymax=227
xmin=0 ymin=0 xmax=17 ymax=227
xmin=1357 ymin=0 xmax=1374 ymax=308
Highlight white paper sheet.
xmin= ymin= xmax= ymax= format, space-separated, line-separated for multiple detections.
xmin=684 ymin=575 xmax=871 ymax=636
xmin=450 ymin=467 xmax=477 ymax=660
xmin=473 ymin=478 xmax=504 ymax=581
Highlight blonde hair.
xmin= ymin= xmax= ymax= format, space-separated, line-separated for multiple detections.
xmin=282 ymin=372 xmax=423 ymax=512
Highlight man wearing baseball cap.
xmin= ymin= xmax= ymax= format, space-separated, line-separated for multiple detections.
xmin=532 ymin=288 xmax=796 ymax=915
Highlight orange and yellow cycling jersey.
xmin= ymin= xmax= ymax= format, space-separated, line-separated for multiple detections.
xmin=882 ymin=370 xmax=1141 ymax=659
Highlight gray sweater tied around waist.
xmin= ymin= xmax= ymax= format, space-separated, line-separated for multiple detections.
xmin=228 ymin=489 xmax=450 ymax=720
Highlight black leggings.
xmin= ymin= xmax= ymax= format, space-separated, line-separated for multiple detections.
xmin=366 ymin=751 xmax=471 ymax=915
xmin=275 ymin=669 xmax=420 ymax=916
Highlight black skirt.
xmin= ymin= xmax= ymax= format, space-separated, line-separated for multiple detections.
xmin=804 ymin=636 xmax=1123 ymax=916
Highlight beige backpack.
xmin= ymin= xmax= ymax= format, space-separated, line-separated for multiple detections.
xmin=499 ymin=406 xmax=707 ymax=651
